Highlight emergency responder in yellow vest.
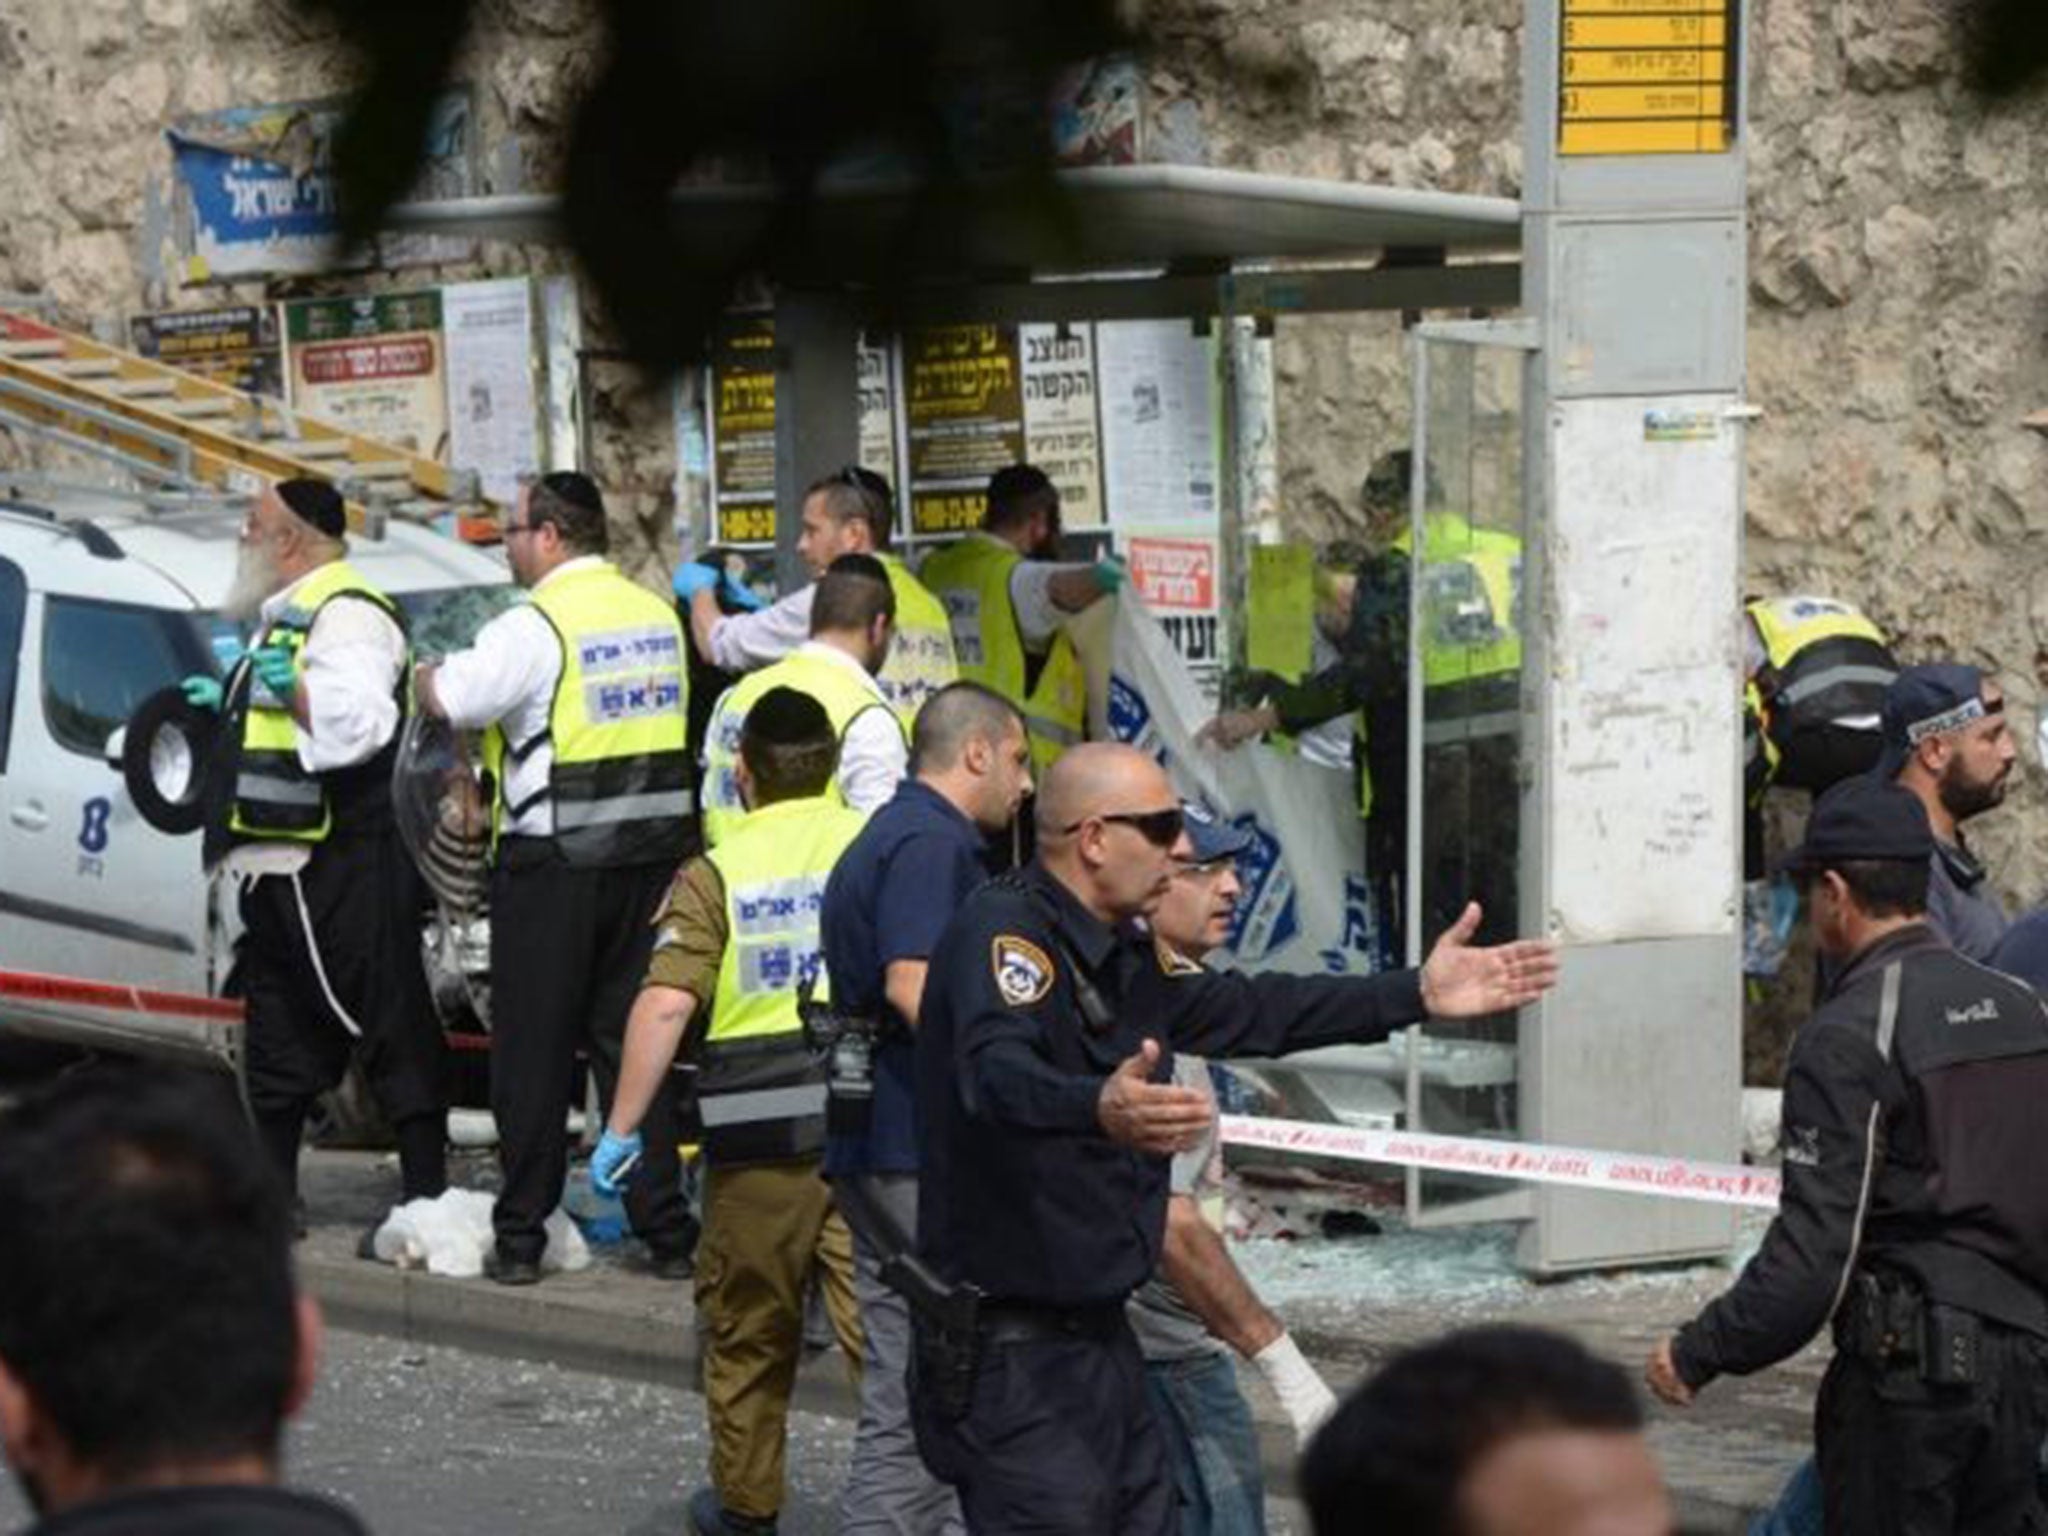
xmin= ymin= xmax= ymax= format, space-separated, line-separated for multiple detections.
xmin=918 ymin=463 xmax=1125 ymax=778
xmin=679 ymin=466 xmax=957 ymax=728
xmin=1741 ymin=595 xmax=1897 ymax=876
xmin=1201 ymin=450 xmax=1524 ymax=956
xmin=181 ymin=478 xmax=447 ymax=1227
xmin=700 ymin=553 xmax=906 ymax=846
xmin=416 ymin=471 xmax=697 ymax=1286
xmin=595 ymin=687 xmax=864 ymax=1536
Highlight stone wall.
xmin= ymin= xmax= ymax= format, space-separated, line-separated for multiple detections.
xmin=4 ymin=0 xmax=2048 ymax=917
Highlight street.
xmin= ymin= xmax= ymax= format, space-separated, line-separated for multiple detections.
xmin=0 ymin=1326 xmax=855 ymax=1535
xmin=0 ymin=1324 xmax=1306 ymax=1535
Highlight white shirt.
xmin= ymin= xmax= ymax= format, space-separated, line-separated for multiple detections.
xmin=223 ymin=563 xmax=406 ymax=880
xmin=784 ymin=640 xmax=905 ymax=813
xmin=265 ymin=566 xmax=407 ymax=774
xmin=961 ymin=531 xmax=1092 ymax=652
xmin=708 ymin=584 xmax=814 ymax=672
xmin=431 ymin=556 xmax=604 ymax=838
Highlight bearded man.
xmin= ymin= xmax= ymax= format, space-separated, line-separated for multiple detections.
xmin=1873 ymin=662 xmax=2017 ymax=960
xmin=182 ymin=479 xmax=447 ymax=1226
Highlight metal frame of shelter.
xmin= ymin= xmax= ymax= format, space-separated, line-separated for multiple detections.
xmin=387 ymin=0 xmax=1752 ymax=1274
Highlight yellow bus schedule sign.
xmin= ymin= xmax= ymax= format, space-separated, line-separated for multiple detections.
xmin=1559 ymin=0 xmax=1736 ymax=155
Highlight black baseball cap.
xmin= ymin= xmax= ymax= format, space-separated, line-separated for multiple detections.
xmin=1778 ymin=776 xmax=1933 ymax=874
xmin=1872 ymin=662 xmax=1993 ymax=780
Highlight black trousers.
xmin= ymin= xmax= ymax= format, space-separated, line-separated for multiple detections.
xmin=1817 ymin=1321 xmax=2048 ymax=1535
xmin=488 ymin=855 xmax=693 ymax=1263
xmin=239 ymin=830 xmax=447 ymax=1204
xmin=910 ymin=1317 xmax=1176 ymax=1536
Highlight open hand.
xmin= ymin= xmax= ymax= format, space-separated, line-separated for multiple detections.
xmin=1197 ymin=707 xmax=1275 ymax=752
xmin=1645 ymin=1338 xmax=1694 ymax=1407
xmin=1098 ymin=1039 xmax=1214 ymax=1155
xmin=1419 ymin=902 xmax=1560 ymax=1018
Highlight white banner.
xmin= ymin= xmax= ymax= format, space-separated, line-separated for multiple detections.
xmin=1080 ymin=597 xmax=1380 ymax=976
xmin=1221 ymin=1115 xmax=1781 ymax=1211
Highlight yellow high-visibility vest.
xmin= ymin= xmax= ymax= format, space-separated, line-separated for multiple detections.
xmin=483 ymin=561 xmax=691 ymax=868
xmin=1395 ymin=514 xmax=1523 ymax=688
xmin=697 ymin=793 xmax=867 ymax=1164
xmin=873 ymin=553 xmax=959 ymax=728
xmin=919 ymin=535 xmax=1086 ymax=774
xmin=229 ymin=559 xmax=403 ymax=842
xmin=700 ymin=647 xmax=904 ymax=847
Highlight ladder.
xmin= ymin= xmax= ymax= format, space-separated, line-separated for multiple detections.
xmin=0 ymin=308 xmax=501 ymax=544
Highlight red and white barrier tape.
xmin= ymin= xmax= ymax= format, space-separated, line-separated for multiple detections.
xmin=0 ymin=967 xmax=243 ymax=1023
xmin=1219 ymin=1114 xmax=1781 ymax=1211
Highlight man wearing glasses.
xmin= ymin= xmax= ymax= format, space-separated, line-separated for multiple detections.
xmin=415 ymin=471 xmax=698 ymax=1286
xmin=1128 ymin=803 xmax=1338 ymax=1536
xmin=909 ymin=743 xmax=1560 ymax=1535
xmin=678 ymin=467 xmax=958 ymax=728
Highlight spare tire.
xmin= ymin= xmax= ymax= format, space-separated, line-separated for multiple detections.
xmin=121 ymin=686 xmax=218 ymax=836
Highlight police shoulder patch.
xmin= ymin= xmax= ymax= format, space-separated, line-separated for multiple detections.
xmin=991 ymin=935 xmax=1055 ymax=1006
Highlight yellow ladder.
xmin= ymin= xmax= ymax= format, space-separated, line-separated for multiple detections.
xmin=0 ymin=308 xmax=501 ymax=544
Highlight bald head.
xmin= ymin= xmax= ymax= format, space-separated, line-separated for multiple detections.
xmin=1034 ymin=744 xmax=1169 ymax=841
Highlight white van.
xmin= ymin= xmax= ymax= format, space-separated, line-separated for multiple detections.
xmin=0 ymin=483 xmax=515 ymax=1063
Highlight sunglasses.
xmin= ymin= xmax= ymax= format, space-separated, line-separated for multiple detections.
xmin=1063 ymin=807 xmax=1185 ymax=847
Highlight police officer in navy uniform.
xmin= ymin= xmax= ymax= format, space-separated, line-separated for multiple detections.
xmin=1648 ymin=777 xmax=2048 ymax=1535
xmin=910 ymin=743 xmax=1560 ymax=1534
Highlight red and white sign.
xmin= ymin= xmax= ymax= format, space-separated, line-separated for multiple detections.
xmin=1126 ymin=536 xmax=1215 ymax=611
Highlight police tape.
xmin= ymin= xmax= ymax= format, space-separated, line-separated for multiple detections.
xmin=1218 ymin=1114 xmax=1782 ymax=1211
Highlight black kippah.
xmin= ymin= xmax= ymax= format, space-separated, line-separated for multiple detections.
xmin=275 ymin=478 xmax=346 ymax=538
xmin=741 ymin=686 xmax=831 ymax=747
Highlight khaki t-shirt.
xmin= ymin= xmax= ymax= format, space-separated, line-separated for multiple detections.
xmin=643 ymin=857 xmax=729 ymax=999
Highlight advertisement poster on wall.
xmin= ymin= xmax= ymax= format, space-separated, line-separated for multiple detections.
xmin=283 ymin=290 xmax=449 ymax=460
xmin=167 ymin=91 xmax=473 ymax=281
xmin=1096 ymin=319 xmax=1217 ymax=530
xmin=1120 ymin=530 xmax=1223 ymax=705
xmin=905 ymin=324 xmax=1026 ymax=537
xmin=442 ymin=279 xmax=543 ymax=504
xmin=128 ymin=305 xmax=283 ymax=396
xmin=1018 ymin=322 xmax=1104 ymax=529
xmin=708 ymin=317 xmax=895 ymax=548
xmin=709 ymin=317 xmax=776 ymax=545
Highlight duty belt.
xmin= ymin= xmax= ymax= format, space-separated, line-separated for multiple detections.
xmin=977 ymin=1300 xmax=1127 ymax=1346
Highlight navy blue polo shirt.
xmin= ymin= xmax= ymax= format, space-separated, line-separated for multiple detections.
xmin=820 ymin=779 xmax=993 ymax=1176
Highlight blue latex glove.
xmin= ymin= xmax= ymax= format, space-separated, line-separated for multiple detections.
xmin=718 ymin=571 xmax=767 ymax=611
xmin=1093 ymin=554 xmax=1129 ymax=593
xmin=590 ymin=1128 xmax=643 ymax=1197
xmin=180 ymin=674 xmax=224 ymax=712
xmin=672 ymin=562 xmax=720 ymax=602
xmin=249 ymin=644 xmax=297 ymax=697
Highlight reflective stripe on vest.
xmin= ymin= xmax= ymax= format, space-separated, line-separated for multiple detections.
xmin=230 ymin=561 xmax=402 ymax=842
xmin=699 ymin=649 xmax=904 ymax=847
xmin=874 ymin=554 xmax=959 ymax=728
xmin=698 ymin=795 xmax=867 ymax=1162
xmin=1395 ymin=515 xmax=1522 ymax=687
xmin=1746 ymin=597 xmax=1895 ymax=736
xmin=484 ymin=562 xmax=691 ymax=867
xmin=918 ymin=535 xmax=1087 ymax=774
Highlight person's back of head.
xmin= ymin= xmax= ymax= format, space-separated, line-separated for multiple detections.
xmin=738 ymin=686 xmax=839 ymax=809
xmin=0 ymin=1065 xmax=312 ymax=1514
xmin=811 ymin=553 xmax=897 ymax=676
xmin=1302 ymin=1326 xmax=1669 ymax=1536
xmin=909 ymin=681 xmax=1031 ymax=832
xmin=811 ymin=553 xmax=896 ymax=636
xmin=985 ymin=464 xmax=1056 ymax=531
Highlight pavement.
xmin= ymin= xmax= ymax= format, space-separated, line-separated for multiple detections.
xmin=300 ymin=1148 xmax=1807 ymax=1536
